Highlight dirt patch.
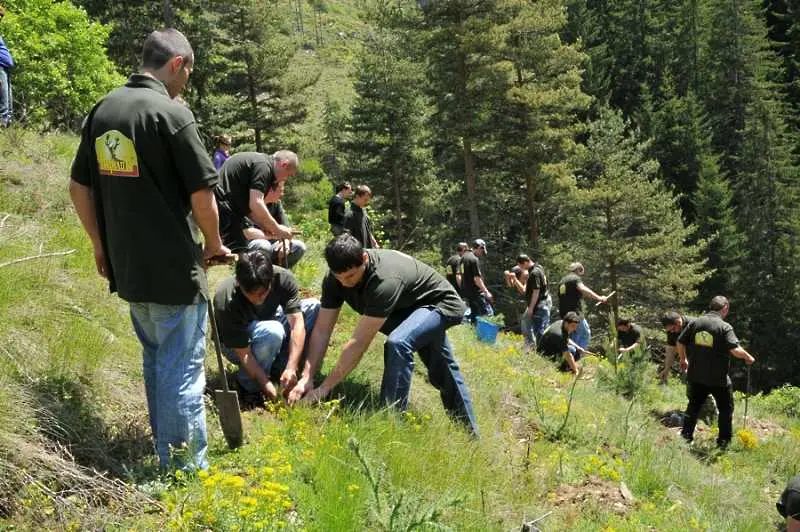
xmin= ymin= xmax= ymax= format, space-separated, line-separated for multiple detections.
xmin=741 ymin=416 xmax=786 ymax=440
xmin=549 ymin=476 xmax=636 ymax=515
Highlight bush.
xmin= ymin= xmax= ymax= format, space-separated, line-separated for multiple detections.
xmin=1 ymin=0 xmax=124 ymax=129
xmin=757 ymin=385 xmax=800 ymax=419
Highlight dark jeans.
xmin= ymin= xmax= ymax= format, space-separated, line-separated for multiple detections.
xmin=681 ymin=380 xmax=734 ymax=446
xmin=381 ymin=307 xmax=479 ymax=436
xmin=465 ymin=294 xmax=493 ymax=324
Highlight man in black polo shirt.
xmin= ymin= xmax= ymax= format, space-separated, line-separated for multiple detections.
xmin=213 ymin=250 xmax=319 ymax=402
xmin=328 ymin=181 xmax=352 ymax=236
xmin=461 ymin=239 xmax=493 ymax=323
xmin=677 ymin=296 xmax=755 ymax=448
xmin=539 ymin=312 xmax=583 ymax=374
xmin=215 ymin=150 xmax=298 ymax=252
xmin=287 ymin=234 xmax=478 ymax=436
xmin=445 ymin=242 xmax=468 ymax=293
xmin=660 ymin=311 xmax=692 ymax=384
xmin=777 ymin=475 xmax=800 ymax=530
xmin=69 ymin=29 xmax=229 ymax=471
xmin=616 ymin=318 xmax=643 ymax=354
xmin=344 ymin=185 xmax=380 ymax=248
xmin=557 ymin=262 xmax=608 ymax=350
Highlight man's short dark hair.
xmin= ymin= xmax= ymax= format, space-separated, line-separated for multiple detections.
xmin=616 ymin=317 xmax=632 ymax=327
xmin=354 ymin=185 xmax=372 ymax=198
xmin=236 ymin=249 xmax=274 ymax=293
xmin=516 ymin=254 xmax=531 ymax=264
xmin=709 ymin=295 xmax=729 ymax=311
xmin=456 ymin=242 xmax=468 ymax=252
xmin=661 ymin=311 xmax=681 ymax=327
xmin=142 ymin=28 xmax=194 ymax=70
xmin=325 ymin=233 xmax=364 ymax=273
xmin=336 ymin=181 xmax=351 ymax=193
xmin=563 ymin=311 xmax=580 ymax=324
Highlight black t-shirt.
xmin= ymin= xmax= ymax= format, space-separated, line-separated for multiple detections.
xmin=217 ymin=152 xmax=277 ymax=217
xmin=677 ymin=311 xmax=740 ymax=387
xmin=539 ymin=320 xmax=569 ymax=358
xmin=213 ymin=268 xmax=301 ymax=349
xmin=320 ymin=249 xmax=466 ymax=335
xmin=557 ymin=272 xmax=582 ymax=317
xmin=445 ymin=254 xmax=463 ymax=291
xmin=525 ymin=265 xmax=548 ymax=307
xmin=344 ymin=204 xmax=376 ymax=248
xmin=268 ymin=201 xmax=289 ymax=226
xmin=328 ymin=195 xmax=346 ymax=226
xmin=617 ymin=324 xmax=642 ymax=348
xmin=460 ymin=251 xmax=482 ymax=301
xmin=666 ymin=314 xmax=693 ymax=346
xmin=777 ymin=475 xmax=800 ymax=520
xmin=70 ymin=74 xmax=218 ymax=305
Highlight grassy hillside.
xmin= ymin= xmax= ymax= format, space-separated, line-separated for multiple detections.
xmin=1 ymin=129 xmax=799 ymax=531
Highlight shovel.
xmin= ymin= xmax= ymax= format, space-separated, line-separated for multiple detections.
xmin=207 ymin=299 xmax=244 ymax=449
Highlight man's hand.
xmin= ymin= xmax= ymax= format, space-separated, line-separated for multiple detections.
xmin=484 ymin=291 xmax=494 ymax=305
xmin=93 ymin=246 xmax=109 ymax=279
xmin=301 ymin=386 xmax=329 ymax=404
xmin=275 ymin=224 xmax=293 ymax=240
xmin=287 ymin=376 xmax=312 ymax=405
xmin=280 ymin=368 xmax=298 ymax=391
xmin=744 ymin=353 xmax=756 ymax=365
xmin=203 ymin=242 xmax=232 ymax=263
xmin=680 ymin=358 xmax=688 ymax=373
xmin=263 ymin=381 xmax=279 ymax=401
xmin=525 ymin=307 xmax=533 ymax=319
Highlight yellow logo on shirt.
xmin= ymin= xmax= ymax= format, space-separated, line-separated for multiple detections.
xmin=695 ymin=330 xmax=714 ymax=348
xmin=95 ymin=130 xmax=140 ymax=177
xmin=559 ymin=284 xmax=566 ymax=295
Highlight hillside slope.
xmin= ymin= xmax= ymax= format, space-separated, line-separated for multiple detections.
xmin=1 ymin=130 xmax=798 ymax=531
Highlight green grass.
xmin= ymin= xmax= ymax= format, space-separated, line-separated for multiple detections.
xmin=1 ymin=128 xmax=798 ymax=531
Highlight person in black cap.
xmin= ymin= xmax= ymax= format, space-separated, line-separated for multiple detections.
xmin=777 ymin=475 xmax=800 ymax=531
xmin=460 ymin=239 xmax=493 ymax=323
xmin=677 ymin=295 xmax=755 ymax=448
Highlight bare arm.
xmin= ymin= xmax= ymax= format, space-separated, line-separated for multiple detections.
xmin=280 ymin=312 xmax=305 ymax=389
xmin=526 ymin=288 xmax=540 ymax=316
xmin=475 ymin=276 xmax=492 ymax=301
xmin=305 ymin=315 xmax=386 ymax=401
xmin=577 ymin=282 xmax=607 ymax=303
xmin=677 ymin=341 xmax=688 ymax=372
xmin=562 ymin=350 xmax=579 ymax=375
xmin=190 ymin=188 xmax=229 ymax=260
xmin=69 ymin=180 xmax=108 ymax=278
xmin=288 ymin=307 xmax=339 ymax=404
xmin=788 ymin=517 xmax=800 ymax=532
xmin=232 ymin=346 xmax=278 ymax=399
xmin=248 ymin=189 xmax=292 ymax=239
xmin=455 ymin=273 xmax=462 ymax=288
xmin=730 ymin=346 xmax=755 ymax=365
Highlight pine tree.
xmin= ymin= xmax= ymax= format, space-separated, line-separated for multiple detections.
xmin=568 ymin=107 xmax=707 ymax=320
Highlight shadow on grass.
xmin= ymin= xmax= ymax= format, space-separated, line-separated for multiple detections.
xmin=30 ymin=375 xmax=158 ymax=482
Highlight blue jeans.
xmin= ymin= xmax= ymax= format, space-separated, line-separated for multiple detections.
xmin=247 ymin=238 xmax=307 ymax=269
xmin=223 ymin=299 xmax=320 ymax=392
xmin=0 ymin=68 xmax=11 ymax=126
xmin=521 ymin=296 xmax=551 ymax=349
xmin=381 ymin=307 xmax=479 ymax=436
xmin=130 ymin=301 xmax=209 ymax=471
xmin=569 ymin=318 xmax=591 ymax=350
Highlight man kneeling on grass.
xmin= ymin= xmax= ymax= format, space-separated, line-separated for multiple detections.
xmin=287 ymin=234 xmax=479 ymax=436
xmin=538 ymin=312 xmax=589 ymax=375
xmin=214 ymin=249 xmax=319 ymax=403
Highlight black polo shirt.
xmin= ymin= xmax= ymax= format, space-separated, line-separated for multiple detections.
xmin=677 ymin=310 xmax=740 ymax=387
xmin=70 ymin=74 xmax=217 ymax=304
xmin=617 ymin=324 xmax=642 ymax=348
xmin=666 ymin=314 xmax=693 ymax=346
xmin=320 ymin=249 xmax=466 ymax=335
xmin=213 ymin=269 xmax=301 ymax=349
xmin=460 ymin=251 xmax=482 ymax=301
xmin=445 ymin=254 xmax=462 ymax=291
xmin=525 ymin=265 xmax=548 ymax=308
xmin=557 ymin=272 xmax=582 ymax=317
xmin=328 ymin=195 xmax=346 ymax=226
xmin=777 ymin=475 xmax=800 ymax=520
xmin=217 ymin=152 xmax=277 ymax=217
xmin=344 ymin=204 xmax=376 ymax=248
xmin=539 ymin=320 xmax=569 ymax=358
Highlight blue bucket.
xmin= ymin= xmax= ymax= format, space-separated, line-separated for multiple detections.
xmin=476 ymin=317 xmax=500 ymax=344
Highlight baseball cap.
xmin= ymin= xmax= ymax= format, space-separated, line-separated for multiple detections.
xmin=474 ymin=238 xmax=488 ymax=254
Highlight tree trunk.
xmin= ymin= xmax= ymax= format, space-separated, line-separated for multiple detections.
xmin=246 ymin=53 xmax=262 ymax=152
xmin=163 ymin=0 xmax=173 ymax=27
xmin=605 ymin=200 xmax=619 ymax=320
xmin=463 ymin=137 xmax=480 ymax=236
xmin=392 ymin=162 xmax=404 ymax=247
xmin=526 ymin=172 xmax=539 ymax=244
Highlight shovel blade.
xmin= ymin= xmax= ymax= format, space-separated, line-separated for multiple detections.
xmin=214 ymin=389 xmax=244 ymax=449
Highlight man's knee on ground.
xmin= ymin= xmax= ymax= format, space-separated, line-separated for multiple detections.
xmin=250 ymin=320 xmax=286 ymax=360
